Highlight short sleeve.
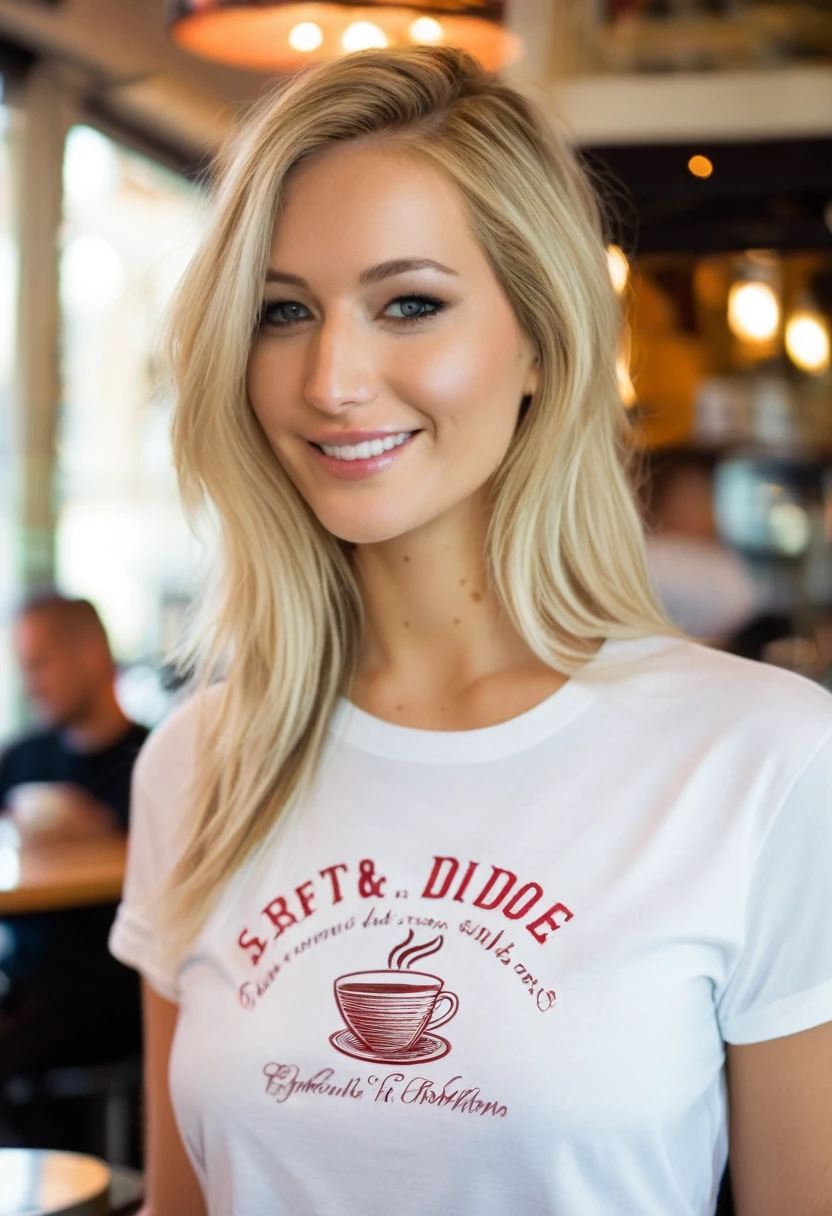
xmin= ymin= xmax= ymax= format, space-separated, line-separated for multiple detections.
xmin=717 ymin=727 xmax=832 ymax=1044
xmin=108 ymin=690 xmax=214 ymax=1002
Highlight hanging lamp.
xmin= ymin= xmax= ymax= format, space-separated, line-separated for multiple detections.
xmin=166 ymin=0 xmax=523 ymax=73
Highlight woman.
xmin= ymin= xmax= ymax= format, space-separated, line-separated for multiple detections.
xmin=110 ymin=46 xmax=832 ymax=1216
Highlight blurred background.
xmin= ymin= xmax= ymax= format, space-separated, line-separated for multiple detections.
xmin=0 ymin=0 xmax=831 ymax=738
xmin=0 ymin=0 xmax=829 ymax=1202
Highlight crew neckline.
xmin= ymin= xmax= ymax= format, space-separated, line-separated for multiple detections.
xmin=328 ymin=636 xmax=669 ymax=764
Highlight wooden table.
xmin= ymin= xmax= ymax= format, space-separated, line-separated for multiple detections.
xmin=0 ymin=835 xmax=127 ymax=916
xmin=0 ymin=1148 xmax=111 ymax=1215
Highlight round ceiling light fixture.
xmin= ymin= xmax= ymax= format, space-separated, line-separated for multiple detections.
xmin=166 ymin=0 xmax=523 ymax=72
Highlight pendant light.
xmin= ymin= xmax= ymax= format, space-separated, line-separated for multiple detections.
xmin=785 ymin=302 xmax=831 ymax=374
xmin=166 ymin=0 xmax=523 ymax=72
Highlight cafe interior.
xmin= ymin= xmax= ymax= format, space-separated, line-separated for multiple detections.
xmin=0 ymin=0 xmax=830 ymax=1211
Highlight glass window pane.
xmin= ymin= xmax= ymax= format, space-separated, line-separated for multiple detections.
xmin=0 ymin=90 xmax=19 ymax=738
xmin=58 ymin=127 xmax=209 ymax=722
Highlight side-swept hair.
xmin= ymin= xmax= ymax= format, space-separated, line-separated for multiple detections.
xmin=162 ymin=45 xmax=671 ymax=955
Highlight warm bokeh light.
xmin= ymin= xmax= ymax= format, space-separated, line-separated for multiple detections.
xmin=409 ymin=16 xmax=443 ymax=43
xmin=289 ymin=21 xmax=323 ymax=51
xmin=616 ymin=353 xmax=636 ymax=407
xmin=727 ymin=281 xmax=780 ymax=342
xmin=606 ymin=244 xmax=629 ymax=295
xmin=168 ymin=4 xmax=524 ymax=71
xmin=342 ymin=20 xmax=388 ymax=51
xmin=785 ymin=310 xmax=831 ymax=373
xmin=688 ymin=155 xmax=713 ymax=179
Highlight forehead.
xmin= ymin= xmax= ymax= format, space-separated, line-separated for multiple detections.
xmin=270 ymin=141 xmax=479 ymax=273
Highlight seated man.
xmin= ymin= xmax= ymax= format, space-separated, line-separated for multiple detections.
xmin=0 ymin=592 xmax=148 ymax=1139
xmin=641 ymin=448 xmax=759 ymax=645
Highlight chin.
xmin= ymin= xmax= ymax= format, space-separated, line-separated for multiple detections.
xmin=309 ymin=494 xmax=435 ymax=547
xmin=318 ymin=512 xmax=418 ymax=547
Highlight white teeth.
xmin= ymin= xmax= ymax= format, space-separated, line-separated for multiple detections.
xmin=319 ymin=431 xmax=412 ymax=461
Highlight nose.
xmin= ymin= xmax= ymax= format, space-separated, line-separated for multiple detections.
xmin=303 ymin=311 xmax=377 ymax=415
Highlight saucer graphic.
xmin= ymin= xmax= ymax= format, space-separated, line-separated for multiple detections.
xmin=329 ymin=1027 xmax=451 ymax=1065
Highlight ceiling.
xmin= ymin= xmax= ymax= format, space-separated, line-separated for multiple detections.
xmin=0 ymin=0 xmax=830 ymax=159
xmin=583 ymin=135 xmax=832 ymax=253
xmin=0 ymin=0 xmax=267 ymax=153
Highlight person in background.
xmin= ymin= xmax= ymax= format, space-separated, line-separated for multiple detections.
xmin=642 ymin=447 xmax=760 ymax=645
xmin=0 ymin=592 xmax=147 ymax=1148
xmin=0 ymin=592 xmax=148 ymax=836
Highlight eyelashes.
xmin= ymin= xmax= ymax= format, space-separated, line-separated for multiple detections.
xmin=260 ymin=300 xmax=308 ymax=327
xmin=258 ymin=293 xmax=447 ymax=331
xmin=385 ymin=294 xmax=446 ymax=323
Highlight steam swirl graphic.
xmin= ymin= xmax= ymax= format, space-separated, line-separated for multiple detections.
xmin=387 ymin=930 xmax=445 ymax=971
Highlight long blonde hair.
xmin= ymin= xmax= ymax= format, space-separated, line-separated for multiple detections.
xmin=163 ymin=45 xmax=670 ymax=954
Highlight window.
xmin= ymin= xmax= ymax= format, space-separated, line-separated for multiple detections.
xmin=57 ymin=127 xmax=210 ymax=722
xmin=0 ymin=91 xmax=19 ymax=737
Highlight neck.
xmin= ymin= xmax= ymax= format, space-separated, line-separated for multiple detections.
xmin=61 ymin=689 xmax=132 ymax=754
xmin=350 ymin=492 xmax=562 ymax=726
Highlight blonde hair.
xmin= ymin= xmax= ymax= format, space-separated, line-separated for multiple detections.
xmin=163 ymin=45 xmax=671 ymax=954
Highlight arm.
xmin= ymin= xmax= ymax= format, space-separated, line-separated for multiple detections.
xmin=142 ymin=979 xmax=207 ymax=1216
xmin=7 ymin=784 xmax=122 ymax=842
xmin=727 ymin=1020 xmax=832 ymax=1216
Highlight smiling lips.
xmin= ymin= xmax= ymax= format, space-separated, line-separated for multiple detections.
xmin=310 ymin=429 xmax=419 ymax=480
xmin=317 ymin=431 xmax=414 ymax=461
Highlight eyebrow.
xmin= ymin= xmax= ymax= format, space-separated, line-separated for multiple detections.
xmin=264 ymin=258 xmax=459 ymax=288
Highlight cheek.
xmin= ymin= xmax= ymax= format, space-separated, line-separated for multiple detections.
xmin=396 ymin=326 xmax=525 ymax=441
xmin=246 ymin=343 xmax=295 ymax=436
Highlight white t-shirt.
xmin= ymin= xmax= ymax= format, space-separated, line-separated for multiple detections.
xmin=110 ymin=636 xmax=832 ymax=1216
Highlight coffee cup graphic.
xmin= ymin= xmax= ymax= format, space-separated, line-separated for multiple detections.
xmin=334 ymin=969 xmax=459 ymax=1056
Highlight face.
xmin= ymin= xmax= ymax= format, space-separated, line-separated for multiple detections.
xmin=13 ymin=614 xmax=101 ymax=727
xmin=246 ymin=141 xmax=539 ymax=545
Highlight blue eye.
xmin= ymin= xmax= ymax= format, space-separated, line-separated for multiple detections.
xmin=257 ymin=293 xmax=446 ymax=331
xmin=260 ymin=300 xmax=310 ymax=327
xmin=385 ymin=295 xmax=445 ymax=322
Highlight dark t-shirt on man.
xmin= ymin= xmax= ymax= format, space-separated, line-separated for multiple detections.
xmin=0 ymin=720 xmax=149 ymax=1088
xmin=0 ymin=722 xmax=149 ymax=828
